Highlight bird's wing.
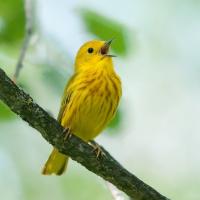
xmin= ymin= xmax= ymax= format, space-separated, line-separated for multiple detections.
xmin=57 ymin=74 xmax=76 ymax=123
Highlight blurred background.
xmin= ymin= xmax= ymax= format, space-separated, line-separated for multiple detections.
xmin=0 ymin=0 xmax=200 ymax=199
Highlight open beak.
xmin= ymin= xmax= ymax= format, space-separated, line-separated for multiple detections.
xmin=100 ymin=39 xmax=116 ymax=57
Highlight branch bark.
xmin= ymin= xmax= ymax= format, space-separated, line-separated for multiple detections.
xmin=0 ymin=68 xmax=170 ymax=200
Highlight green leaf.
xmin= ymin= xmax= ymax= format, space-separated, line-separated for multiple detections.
xmin=80 ymin=9 xmax=129 ymax=56
xmin=0 ymin=101 xmax=15 ymax=121
xmin=0 ymin=0 xmax=25 ymax=44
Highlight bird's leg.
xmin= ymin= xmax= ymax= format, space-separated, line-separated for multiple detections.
xmin=63 ymin=127 xmax=72 ymax=140
xmin=89 ymin=140 xmax=106 ymax=158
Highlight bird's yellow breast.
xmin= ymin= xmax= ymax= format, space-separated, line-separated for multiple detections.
xmin=61 ymin=67 xmax=121 ymax=141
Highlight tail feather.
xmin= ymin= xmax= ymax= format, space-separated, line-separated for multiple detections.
xmin=42 ymin=148 xmax=69 ymax=175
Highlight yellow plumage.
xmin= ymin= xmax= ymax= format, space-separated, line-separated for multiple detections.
xmin=42 ymin=40 xmax=122 ymax=175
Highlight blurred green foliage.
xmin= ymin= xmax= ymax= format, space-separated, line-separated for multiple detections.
xmin=42 ymin=65 xmax=68 ymax=95
xmin=0 ymin=0 xmax=25 ymax=44
xmin=0 ymin=101 xmax=15 ymax=121
xmin=80 ymin=9 xmax=129 ymax=56
xmin=0 ymin=0 xmax=25 ymax=121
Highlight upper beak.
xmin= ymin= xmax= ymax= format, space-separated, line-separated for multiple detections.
xmin=100 ymin=39 xmax=113 ymax=56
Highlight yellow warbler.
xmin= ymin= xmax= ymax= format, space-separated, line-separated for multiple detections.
xmin=42 ymin=40 xmax=122 ymax=175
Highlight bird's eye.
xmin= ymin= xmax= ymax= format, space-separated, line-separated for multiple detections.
xmin=87 ymin=48 xmax=94 ymax=53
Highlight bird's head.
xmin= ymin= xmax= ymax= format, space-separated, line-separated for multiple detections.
xmin=75 ymin=40 xmax=115 ymax=72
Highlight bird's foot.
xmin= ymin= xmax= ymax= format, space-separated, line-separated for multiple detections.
xmin=63 ymin=128 xmax=72 ymax=140
xmin=90 ymin=141 xmax=105 ymax=158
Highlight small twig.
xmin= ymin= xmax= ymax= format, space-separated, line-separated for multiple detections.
xmin=106 ymin=181 xmax=127 ymax=200
xmin=13 ymin=0 xmax=34 ymax=82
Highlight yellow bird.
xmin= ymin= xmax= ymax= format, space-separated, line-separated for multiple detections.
xmin=42 ymin=40 xmax=122 ymax=175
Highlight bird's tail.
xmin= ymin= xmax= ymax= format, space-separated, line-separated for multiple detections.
xmin=42 ymin=148 xmax=69 ymax=175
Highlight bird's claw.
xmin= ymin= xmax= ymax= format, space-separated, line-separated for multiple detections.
xmin=90 ymin=142 xmax=105 ymax=158
xmin=63 ymin=128 xmax=72 ymax=140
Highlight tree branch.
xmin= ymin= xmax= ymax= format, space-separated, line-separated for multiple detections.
xmin=0 ymin=68 xmax=170 ymax=200
xmin=13 ymin=0 xmax=34 ymax=82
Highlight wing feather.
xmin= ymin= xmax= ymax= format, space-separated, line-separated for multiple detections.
xmin=57 ymin=74 xmax=76 ymax=123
